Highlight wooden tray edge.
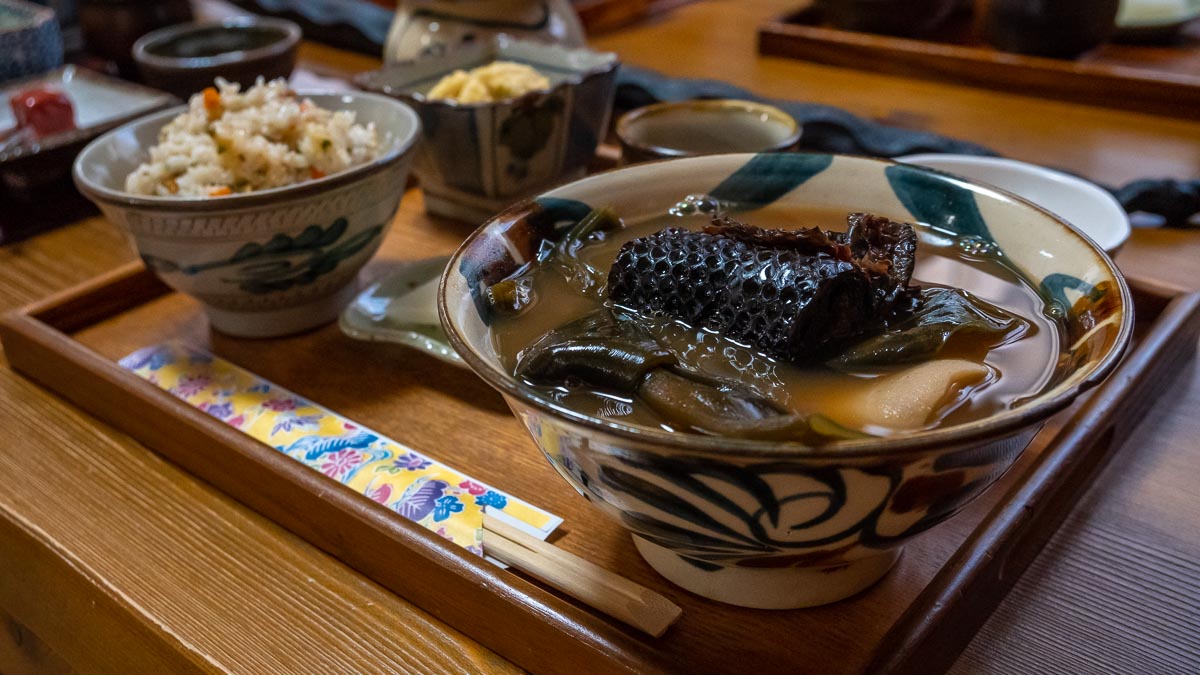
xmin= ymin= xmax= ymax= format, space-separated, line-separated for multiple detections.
xmin=868 ymin=283 xmax=1200 ymax=673
xmin=757 ymin=15 xmax=1200 ymax=120
xmin=4 ymin=266 xmax=1195 ymax=674
xmin=0 ymin=295 xmax=670 ymax=675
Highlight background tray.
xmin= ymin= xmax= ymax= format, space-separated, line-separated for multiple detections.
xmin=758 ymin=3 xmax=1200 ymax=120
xmin=2 ymin=188 xmax=1198 ymax=674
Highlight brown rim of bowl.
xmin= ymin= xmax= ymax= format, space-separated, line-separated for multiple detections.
xmin=72 ymin=91 xmax=420 ymax=211
xmin=438 ymin=152 xmax=1135 ymax=461
xmin=132 ymin=17 xmax=301 ymax=70
xmin=615 ymin=99 xmax=803 ymax=159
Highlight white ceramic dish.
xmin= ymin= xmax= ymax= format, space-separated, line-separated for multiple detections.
xmin=897 ymin=154 xmax=1130 ymax=253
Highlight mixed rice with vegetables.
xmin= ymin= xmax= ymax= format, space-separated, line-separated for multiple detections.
xmin=124 ymin=78 xmax=380 ymax=198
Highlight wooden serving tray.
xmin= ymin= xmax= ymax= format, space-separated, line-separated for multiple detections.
xmin=758 ymin=3 xmax=1200 ymax=120
xmin=2 ymin=190 xmax=1198 ymax=674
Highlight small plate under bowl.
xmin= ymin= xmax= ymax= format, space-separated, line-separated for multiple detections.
xmin=340 ymin=256 xmax=465 ymax=367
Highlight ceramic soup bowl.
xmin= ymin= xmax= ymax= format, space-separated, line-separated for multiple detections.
xmin=74 ymin=92 xmax=420 ymax=338
xmin=440 ymin=153 xmax=1132 ymax=609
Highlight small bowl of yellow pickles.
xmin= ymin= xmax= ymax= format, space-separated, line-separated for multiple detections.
xmin=356 ymin=36 xmax=619 ymax=223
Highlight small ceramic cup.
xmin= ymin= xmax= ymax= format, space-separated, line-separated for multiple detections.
xmin=132 ymin=17 xmax=301 ymax=99
xmin=615 ymin=99 xmax=801 ymax=165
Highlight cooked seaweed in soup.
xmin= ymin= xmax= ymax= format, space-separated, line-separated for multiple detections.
xmin=486 ymin=200 xmax=1059 ymax=442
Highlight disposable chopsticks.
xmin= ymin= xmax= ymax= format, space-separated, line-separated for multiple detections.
xmin=482 ymin=512 xmax=683 ymax=637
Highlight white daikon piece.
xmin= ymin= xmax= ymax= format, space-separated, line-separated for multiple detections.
xmin=842 ymin=359 xmax=990 ymax=431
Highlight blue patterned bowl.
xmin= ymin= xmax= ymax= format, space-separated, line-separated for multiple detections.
xmin=0 ymin=0 xmax=64 ymax=83
xmin=73 ymin=92 xmax=420 ymax=338
xmin=440 ymin=153 xmax=1133 ymax=608
xmin=357 ymin=36 xmax=618 ymax=224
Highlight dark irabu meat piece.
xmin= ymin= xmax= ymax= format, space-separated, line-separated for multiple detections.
xmin=606 ymin=214 xmax=919 ymax=362
xmin=845 ymin=212 xmax=918 ymax=306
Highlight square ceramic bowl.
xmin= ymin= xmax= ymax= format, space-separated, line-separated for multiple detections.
xmin=356 ymin=36 xmax=618 ymax=223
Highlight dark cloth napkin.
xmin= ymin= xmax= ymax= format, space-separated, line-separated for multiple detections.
xmin=615 ymin=66 xmax=1199 ymax=228
xmin=615 ymin=66 xmax=998 ymax=158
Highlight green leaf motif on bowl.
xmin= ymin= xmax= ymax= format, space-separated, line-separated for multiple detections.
xmin=500 ymin=96 xmax=565 ymax=181
xmin=709 ymin=153 xmax=834 ymax=209
xmin=143 ymin=217 xmax=384 ymax=295
xmin=885 ymin=163 xmax=996 ymax=246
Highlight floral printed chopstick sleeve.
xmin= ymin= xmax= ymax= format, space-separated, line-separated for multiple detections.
xmin=120 ymin=342 xmax=562 ymax=555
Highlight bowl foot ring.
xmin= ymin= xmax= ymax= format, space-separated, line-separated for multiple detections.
xmin=633 ymin=536 xmax=900 ymax=609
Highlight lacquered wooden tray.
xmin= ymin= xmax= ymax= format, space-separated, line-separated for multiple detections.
xmin=758 ymin=3 xmax=1200 ymax=120
xmin=2 ymin=189 xmax=1198 ymax=674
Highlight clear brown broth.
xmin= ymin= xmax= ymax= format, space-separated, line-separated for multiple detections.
xmin=489 ymin=204 xmax=1061 ymax=436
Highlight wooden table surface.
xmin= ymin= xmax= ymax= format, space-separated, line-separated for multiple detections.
xmin=3 ymin=1 xmax=1199 ymax=672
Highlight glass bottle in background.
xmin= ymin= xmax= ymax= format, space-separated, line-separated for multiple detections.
xmin=821 ymin=0 xmax=961 ymax=38
xmin=384 ymin=0 xmax=585 ymax=63
xmin=78 ymin=0 xmax=193 ymax=77
xmin=979 ymin=0 xmax=1121 ymax=58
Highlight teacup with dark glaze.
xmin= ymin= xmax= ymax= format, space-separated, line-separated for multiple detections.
xmin=617 ymin=99 xmax=801 ymax=164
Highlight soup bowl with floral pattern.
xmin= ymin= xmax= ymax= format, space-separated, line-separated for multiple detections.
xmin=439 ymin=153 xmax=1132 ymax=609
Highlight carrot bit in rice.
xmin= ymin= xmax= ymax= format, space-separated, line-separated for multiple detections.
xmin=123 ymin=78 xmax=380 ymax=198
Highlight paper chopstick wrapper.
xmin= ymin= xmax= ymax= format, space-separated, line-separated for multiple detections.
xmin=120 ymin=342 xmax=562 ymax=554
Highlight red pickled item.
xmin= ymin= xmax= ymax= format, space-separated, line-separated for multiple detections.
xmin=9 ymin=87 xmax=77 ymax=139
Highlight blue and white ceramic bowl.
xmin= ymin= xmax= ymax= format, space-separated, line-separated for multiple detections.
xmin=440 ymin=153 xmax=1133 ymax=608
xmin=73 ymin=92 xmax=421 ymax=338
xmin=0 ymin=0 xmax=64 ymax=83
xmin=357 ymin=36 xmax=618 ymax=223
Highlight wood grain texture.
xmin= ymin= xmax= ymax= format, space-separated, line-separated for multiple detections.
xmin=0 ymin=0 xmax=1198 ymax=672
xmin=952 ymin=375 xmax=1200 ymax=673
xmin=871 ymin=289 xmax=1200 ymax=674
xmin=1 ymin=192 xmax=1182 ymax=674
xmin=0 ymin=608 xmax=76 ymax=675
xmin=757 ymin=4 xmax=1200 ymax=119
xmin=0 ymin=304 xmax=669 ymax=674
xmin=0 ymin=359 xmax=521 ymax=674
